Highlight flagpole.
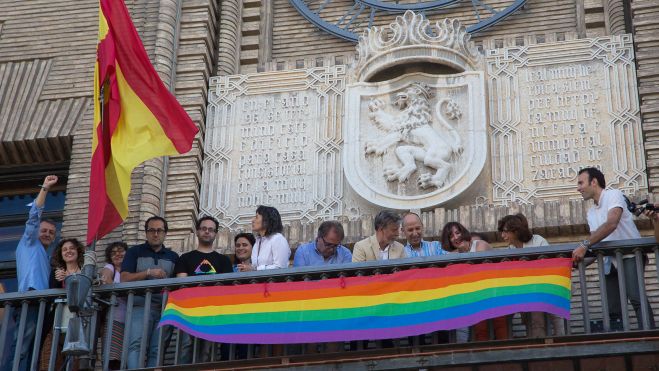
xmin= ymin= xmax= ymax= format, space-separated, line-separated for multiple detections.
xmin=63 ymin=80 xmax=102 ymax=357
xmin=89 ymin=80 xmax=105 ymax=253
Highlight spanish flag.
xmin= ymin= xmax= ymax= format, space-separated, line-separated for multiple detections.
xmin=87 ymin=0 xmax=198 ymax=245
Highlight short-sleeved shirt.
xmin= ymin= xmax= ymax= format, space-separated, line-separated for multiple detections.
xmin=121 ymin=242 xmax=179 ymax=306
xmin=103 ymin=263 xmax=126 ymax=322
xmin=293 ymin=241 xmax=352 ymax=267
xmin=587 ymin=188 xmax=640 ymax=274
xmin=16 ymin=203 xmax=51 ymax=292
xmin=588 ymin=189 xmax=640 ymax=242
xmin=174 ymin=250 xmax=233 ymax=276
xmin=507 ymin=234 xmax=549 ymax=249
xmin=404 ymin=240 xmax=447 ymax=258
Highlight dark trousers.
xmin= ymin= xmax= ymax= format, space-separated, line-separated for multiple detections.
xmin=606 ymin=257 xmax=655 ymax=329
xmin=7 ymin=303 xmax=39 ymax=371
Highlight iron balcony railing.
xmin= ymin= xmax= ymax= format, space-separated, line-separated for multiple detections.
xmin=0 ymin=237 xmax=657 ymax=370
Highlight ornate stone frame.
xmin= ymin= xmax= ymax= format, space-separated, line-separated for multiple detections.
xmin=201 ymin=66 xmax=346 ymax=229
xmin=487 ymin=35 xmax=647 ymax=204
xmin=344 ymin=72 xmax=487 ymax=209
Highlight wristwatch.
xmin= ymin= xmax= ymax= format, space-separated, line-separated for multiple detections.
xmin=580 ymin=240 xmax=592 ymax=251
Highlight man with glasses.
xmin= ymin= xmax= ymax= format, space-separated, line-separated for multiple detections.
xmin=121 ymin=216 xmax=179 ymax=368
xmin=293 ymin=221 xmax=351 ymax=354
xmin=174 ymin=216 xmax=232 ymax=363
xmin=293 ymin=221 xmax=352 ymax=267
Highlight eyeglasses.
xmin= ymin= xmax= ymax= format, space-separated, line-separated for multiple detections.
xmin=146 ymin=228 xmax=166 ymax=235
xmin=198 ymin=227 xmax=217 ymax=233
xmin=319 ymin=237 xmax=339 ymax=250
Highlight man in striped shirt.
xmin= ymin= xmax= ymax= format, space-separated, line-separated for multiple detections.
xmin=402 ymin=212 xmax=450 ymax=344
xmin=402 ymin=212 xmax=447 ymax=258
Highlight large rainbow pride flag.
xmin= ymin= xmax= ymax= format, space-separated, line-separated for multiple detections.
xmin=159 ymin=258 xmax=572 ymax=344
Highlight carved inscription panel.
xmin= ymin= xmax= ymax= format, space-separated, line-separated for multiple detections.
xmin=201 ymin=66 xmax=345 ymax=229
xmin=487 ymin=35 xmax=647 ymax=204
xmin=236 ymin=94 xmax=310 ymax=208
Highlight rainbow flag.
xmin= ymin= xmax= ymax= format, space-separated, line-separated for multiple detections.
xmin=159 ymin=258 xmax=572 ymax=344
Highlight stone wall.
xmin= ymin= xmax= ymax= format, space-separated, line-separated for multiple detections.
xmin=0 ymin=0 xmax=655 ymax=256
xmin=0 ymin=0 xmax=217 ymax=256
xmin=631 ymin=0 xmax=659 ymax=196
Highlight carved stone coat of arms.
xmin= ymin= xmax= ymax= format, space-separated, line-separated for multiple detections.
xmin=343 ymin=11 xmax=487 ymax=209
xmin=344 ymin=73 xmax=487 ymax=209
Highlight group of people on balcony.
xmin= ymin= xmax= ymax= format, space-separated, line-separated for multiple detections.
xmin=5 ymin=166 xmax=657 ymax=370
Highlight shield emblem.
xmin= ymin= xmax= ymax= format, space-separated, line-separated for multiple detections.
xmin=343 ymin=72 xmax=487 ymax=209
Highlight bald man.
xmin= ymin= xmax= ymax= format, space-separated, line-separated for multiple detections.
xmin=402 ymin=212 xmax=447 ymax=258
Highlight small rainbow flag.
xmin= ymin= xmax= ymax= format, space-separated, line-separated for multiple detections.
xmin=159 ymin=258 xmax=572 ymax=344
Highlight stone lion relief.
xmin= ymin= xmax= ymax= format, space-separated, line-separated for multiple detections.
xmin=343 ymin=12 xmax=486 ymax=209
xmin=364 ymin=83 xmax=463 ymax=189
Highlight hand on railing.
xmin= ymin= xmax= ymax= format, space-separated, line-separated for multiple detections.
xmin=236 ymin=263 xmax=256 ymax=272
xmin=146 ymin=268 xmax=167 ymax=279
xmin=571 ymin=241 xmax=588 ymax=264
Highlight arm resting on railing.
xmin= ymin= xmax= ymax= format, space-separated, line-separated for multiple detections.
xmin=573 ymin=207 xmax=622 ymax=262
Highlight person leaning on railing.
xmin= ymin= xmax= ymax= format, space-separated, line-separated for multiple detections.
xmin=402 ymin=212 xmax=447 ymax=259
xmin=571 ymin=167 xmax=655 ymax=330
xmin=236 ymin=206 xmax=291 ymax=357
xmin=293 ymin=220 xmax=352 ymax=354
xmin=293 ymin=220 xmax=352 ymax=267
xmin=9 ymin=175 xmax=58 ymax=371
xmin=174 ymin=216 xmax=233 ymax=364
xmin=120 ymin=216 xmax=179 ymax=369
xmin=498 ymin=214 xmax=565 ymax=338
xmin=229 ymin=232 xmax=256 ymax=359
xmin=40 ymin=238 xmax=85 ymax=370
xmin=441 ymin=222 xmax=510 ymax=342
xmin=350 ymin=211 xmax=404 ymax=350
xmin=98 ymin=241 xmax=127 ymax=370
xmin=237 ymin=205 xmax=291 ymax=272
xmin=232 ymin=233 xmax=256 ymax=273
xmin=352 ymin=210 xmax=405 ymax=262
xmin=401 ymin=212 xmax=450 ymax=345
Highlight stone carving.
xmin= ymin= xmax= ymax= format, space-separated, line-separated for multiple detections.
xmin=201 ymin=66 xmax=345 ymax=229
xmin=344 ymin=12 xmax=486 ymax=210
xmin=353 ymin=10 xmax=482 ymax=82
xmin=487 ymin=34 xmax=647 ymax=204
xmin=364 ymin=83 xmax=464 ymax=189
xmin=344 ymin=72 xmax=487 ymax=210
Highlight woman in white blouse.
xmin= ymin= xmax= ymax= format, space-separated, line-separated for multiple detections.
xmin=237 ymin=205 xmax=291 ymax=271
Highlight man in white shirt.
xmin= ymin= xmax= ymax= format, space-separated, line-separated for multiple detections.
xmin=572 ymin=167 xmax=654 ymax=329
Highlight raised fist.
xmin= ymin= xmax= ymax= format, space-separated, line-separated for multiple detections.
xmin=43 ymin=175 xmax=58 ymax=190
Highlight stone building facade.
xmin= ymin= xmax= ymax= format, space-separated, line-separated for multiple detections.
xmin=1 ymin=0 xmax=658 ymax=257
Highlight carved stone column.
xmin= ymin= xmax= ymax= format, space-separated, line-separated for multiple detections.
xmin=258 ymin=0 xmax=273 ymax=70
xmin=217 ymin=0 xmax=241 ymax=75
xmin=129 ymin=0 xmax=181 ymax=244
xmin=605 ymin=0 xmax=626 ymax=35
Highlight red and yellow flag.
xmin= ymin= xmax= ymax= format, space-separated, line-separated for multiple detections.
xmin=87 ymin=0 xmax=198 ymax=244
